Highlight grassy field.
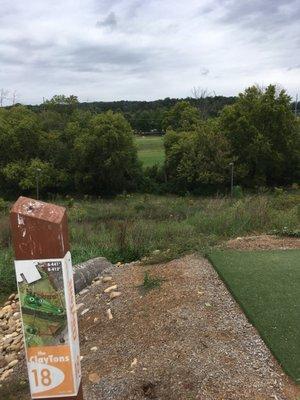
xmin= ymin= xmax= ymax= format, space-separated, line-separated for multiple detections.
xmin=209 ymin=250 xmax=300 ymax=382
xmin=135 ymin=135 xmax=164 ymax=167
xmin=0 ymin=192 xmax=299 ymax=302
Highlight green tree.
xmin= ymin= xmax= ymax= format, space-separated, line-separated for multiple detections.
xmin=73 ymin=111 xmax=141 ymax=194
xmin=2 ymin=159 xmax=65 ymax=193
xmin=162 ymin=101 xmax=202 ymax=132
xmin=219 ymin=85 xmax=300 ymax=186
xmin=164 ymin=121 xmax=232 ymax=193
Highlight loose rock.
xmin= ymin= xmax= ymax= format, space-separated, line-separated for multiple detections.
xmin=89 ymin=372 xmax=101 ymax=384
xmin=104 ymin=285 xmax=118 ymax=293
xmin=106 ymin=309 xmax=113 ymax=320
xmin=109 ymin=291 xmax=121 ymax=300
xmin=102 ymin=276 xmax=113 ymax=283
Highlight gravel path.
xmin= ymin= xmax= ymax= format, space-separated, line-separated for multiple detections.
xmin=78 ymin=255 xmax=299 ymax=400
xmin=2 ymin=254 xmax=299 ymax=399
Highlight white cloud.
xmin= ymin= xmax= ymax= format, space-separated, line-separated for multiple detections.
xmin=0 ymin=0 xmax=299 ymax=104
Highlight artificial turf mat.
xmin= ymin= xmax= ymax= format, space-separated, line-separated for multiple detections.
xmin=208 ymin=249 xmax=300 ymax=383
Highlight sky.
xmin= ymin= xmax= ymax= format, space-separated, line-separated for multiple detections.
xmin=0 ymin=0 xmax=299 ymax=105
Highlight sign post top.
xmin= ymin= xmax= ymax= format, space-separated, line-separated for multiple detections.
xmin=11 ymin=196 xmax=66 ymax=224
xmin=10 ymin=196 xmax=70 ymax=260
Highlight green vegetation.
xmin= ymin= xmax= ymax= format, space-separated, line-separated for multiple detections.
xmin=1 ymin=191 xmax=299 ymax=300
xmin=1 ymin=84 xmax=298 ymax=198
xmin=142 ymin=271 xmax=163 ymax=291
xmin=208 ymin=250 xmax=300 ymax=382
xmin=0 ymin=105 xmax=141 ymax=196
xmin=164 ymin=85 xmax=300 ymax=193
xmin=135 ymin=136 xmax=164 ymax=167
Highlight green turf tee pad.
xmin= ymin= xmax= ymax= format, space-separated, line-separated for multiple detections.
xmin=208 ymin=250 xmax=300 ymax=383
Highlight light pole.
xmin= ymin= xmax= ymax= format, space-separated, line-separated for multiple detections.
xmin=36 ymin=168 xmax=41 ymax=200
xmin=229 ymin=162 xmax=234 ymax=197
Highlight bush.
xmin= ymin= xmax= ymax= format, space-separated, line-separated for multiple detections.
xmin=73 ymin=111 xmax=142 ymax=195
xmin=233 ymin=185 xmax=243 ymax=198
xmin=0 ymin=198 xmax=8 ymax=213
xmin=164 ymin=122 xmax=232 ymax=194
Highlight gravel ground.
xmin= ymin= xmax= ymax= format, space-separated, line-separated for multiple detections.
xmin=223 ymin=235 xmax=300 ymax=250
xmin=78 ymin=255 xmax=299 ymax=400
xmin=2 ymin=253 xmax=300 ymax=399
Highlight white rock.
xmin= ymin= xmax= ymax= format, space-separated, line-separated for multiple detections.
xmin=76 ymin=303 xmax=85 ymax=311
xmin=90 ymin=346 xmax=98 ymax=352
xmin=81 ymin=308 xmax=90 ymax=316
xmin=104 ymin=285 xmax=118 ymax=293
xmin=109 ymin=291 xmax=121 ymax=300
xmin=102 ymin=276 xmax=112 ymax=283
xmin=79 ymin=289 xmax=89 ymax=296
xmin=130 ymin=358 xmax=138 ymax=368
xmin=8 ymin=359 xmax=18 ymax=368
xmin=106 ymin=309 xmax=113 ymax=320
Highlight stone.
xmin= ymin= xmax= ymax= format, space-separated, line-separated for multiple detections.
xmin=104 ymin=285 xmax=117 ymax=293
xmin=102 ymin=276 xmax=112 ymax=283
xmin=8 ymin=294 xmax=15 ymax=301
xmin=3 ymin=338 xmax=14 ymax=348
xmin=12 ymin=312 xmax=20 ymax=320
xmin=0 ymin=368 xmax=13 ymax=381
xmin=0 ymin=356 xmax=6 ymax=368
xmin=109 ymin=291 xmax=121 ymax=300
xmin=9 ymin=342 xmax=22 ymax=351
xmin=116 ymin=262 xmax=122 ymax=267
xmin=90 ymin=346 xmax=98 ymax=352
xmin=76 ymin=303 xmax=85 ymax=311
xmin=81 ymin=308 xmax=90 ymax=316
xmin=131 ymin=358 xmax=138 ymax=368
xmin=13 ymin=335 xmax=22 ymax=344
xmin=7 ymin=359 xmax=18 ymax=368
xmin=89 ymin=372 xmax=101 ymax=384
xmin=106 ymin=309 xmax=113 ymax=320
xmin=79 ymin=288 xmax=89 ymax=296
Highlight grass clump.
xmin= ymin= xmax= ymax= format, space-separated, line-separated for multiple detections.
xmin=142 ymin=271 xmax=163 ymax=291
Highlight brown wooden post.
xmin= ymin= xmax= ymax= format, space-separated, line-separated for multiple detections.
xmin=10 ymin=197 xmax=83 ymax=400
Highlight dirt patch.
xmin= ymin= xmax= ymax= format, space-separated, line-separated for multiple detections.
xmin=223 ymin=235 xmax=300 ymax=251
xmin=3 ymin=255 xmax=300 ymax=399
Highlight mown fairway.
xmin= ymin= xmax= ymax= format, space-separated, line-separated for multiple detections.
xmin=209 ymin=249 xmax=300 ymax=382
xmin=135 ymin=135 xmax=164 ymax=167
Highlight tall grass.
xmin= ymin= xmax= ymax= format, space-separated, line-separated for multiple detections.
xmin=0 ymin=191 xmax=299 ymax=300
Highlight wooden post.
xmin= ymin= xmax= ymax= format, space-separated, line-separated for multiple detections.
xmin=10 ymin=196 xmax=83 ymax=400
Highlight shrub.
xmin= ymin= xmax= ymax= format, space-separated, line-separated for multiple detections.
xmin=233 ymin=185 xmax=243 ymax=198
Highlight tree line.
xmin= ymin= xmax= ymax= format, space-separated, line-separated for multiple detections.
xmin=0 ymin=85 xmax=299 ymax=198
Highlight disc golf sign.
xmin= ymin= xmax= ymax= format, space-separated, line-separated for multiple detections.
xmin=10 ymin=197 xmax=82 ymax=399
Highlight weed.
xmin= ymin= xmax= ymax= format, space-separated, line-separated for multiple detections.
xmin=142 ymin=271 xmax=163 ymax=291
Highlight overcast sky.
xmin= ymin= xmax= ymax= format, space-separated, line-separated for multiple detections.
xmin=0 ymin=0 xmax=299 ymax=105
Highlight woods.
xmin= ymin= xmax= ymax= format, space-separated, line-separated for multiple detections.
xmin=0 ymin=85 xmax=299 ymax=198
